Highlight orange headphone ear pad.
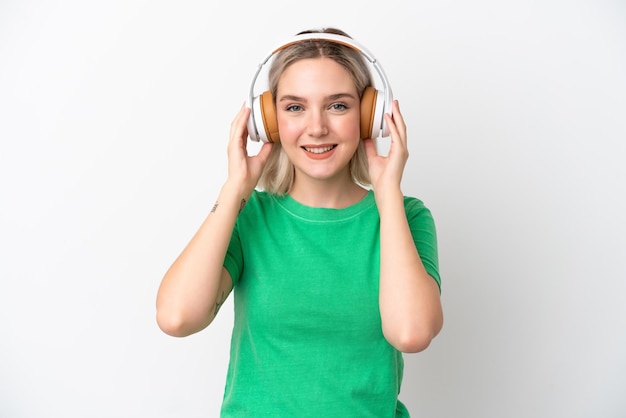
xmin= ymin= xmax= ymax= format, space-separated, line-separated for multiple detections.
xmin=360 ymin=86 xmax=377 ymax=139
xmin=260 ymin=91 xmax=280 ymax=143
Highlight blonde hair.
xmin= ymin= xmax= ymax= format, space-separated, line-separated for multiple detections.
xmin=257 ymin=28 xmax=374 ymax=195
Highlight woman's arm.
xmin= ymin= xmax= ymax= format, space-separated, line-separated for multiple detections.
xmin=376 ymin=189 xmax=443 ymax=353
xmin=364 ymin=100 xmax=443 ymax=353
xmin=156 ymin=184 xmax=244 ymax=337
xmin=156 ymin=105 xmax=273 ymax=337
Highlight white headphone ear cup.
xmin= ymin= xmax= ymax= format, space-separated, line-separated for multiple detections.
xmin=381 ymin=91 xmax=392 ymax=138
xmin=370 ymin=89 xmax=387 ymax=139
xmin=248 ymin=95 xmax=267 ymax=142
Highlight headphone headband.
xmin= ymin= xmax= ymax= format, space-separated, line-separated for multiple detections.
xmin=271 ymin=33 xmax=373 ymax=60
xmin=247 ymin=32 xmax=393 ymax=142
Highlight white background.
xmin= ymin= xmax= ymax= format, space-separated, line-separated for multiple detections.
xmin=1 ymin=1 xmax=625 ymax=417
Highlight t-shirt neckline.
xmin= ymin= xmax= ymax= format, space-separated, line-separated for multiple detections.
xmin=272 ymin=189 xmax=376 ymax=222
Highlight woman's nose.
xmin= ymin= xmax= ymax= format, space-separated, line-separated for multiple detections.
xmin=306 ymin=110 xmax=328 ymax=137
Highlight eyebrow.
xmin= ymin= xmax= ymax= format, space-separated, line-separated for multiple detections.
xmin=278 ymin=93 xmax=358 ymax=102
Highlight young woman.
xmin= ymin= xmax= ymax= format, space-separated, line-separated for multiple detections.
xmin=156 ymin=27 xmax=443 ymax=417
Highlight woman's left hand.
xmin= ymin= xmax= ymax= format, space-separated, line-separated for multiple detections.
xmin=363 ymin=100 xmax=409 ymax=194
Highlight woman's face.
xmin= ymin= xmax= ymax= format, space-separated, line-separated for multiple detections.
xmin=275 ymin=57 xmax=361 ymax=184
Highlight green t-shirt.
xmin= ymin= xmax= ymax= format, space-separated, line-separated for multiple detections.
xmin=222 ymin=190 xmax=440 ymax=417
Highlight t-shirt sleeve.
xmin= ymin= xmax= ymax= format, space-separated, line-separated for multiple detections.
xmin=223 ymin=221 xmax=243 ymax=287
xmin=404 ymin=197 xmax=441 ymax=291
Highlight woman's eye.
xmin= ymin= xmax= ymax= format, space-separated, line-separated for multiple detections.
xmin=330 ymin=103 xmax=348 ymax=111
xmin=285 ymin=104 xmax=303 ymax=112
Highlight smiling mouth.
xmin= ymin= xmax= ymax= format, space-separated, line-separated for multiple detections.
xmin=302 ymin=145 xmax=337 ymax=154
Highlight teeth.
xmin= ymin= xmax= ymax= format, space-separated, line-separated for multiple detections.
xmin=304 ymin=145 xmax=334 ymax=154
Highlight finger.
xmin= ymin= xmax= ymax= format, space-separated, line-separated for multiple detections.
xmin=229 ymin=105 xmax=251 ymax=151
xmin=255 ymin=142 xmax=274 ymax=164
xmin=230 ymin=102 xmax=246 ymax=128
xmin=230 ymin=104 xmax=249 ymax=132
xmin=385 ymin=113 xmax=400 ymax=147
xmin=391 ymin=100 xmax=406 ymax=133
xmin=386 ymin=101 xmax=406 ymax=144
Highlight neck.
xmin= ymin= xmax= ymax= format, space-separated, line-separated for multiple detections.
xmin=288 ymin=175 xmax=368 ymax=209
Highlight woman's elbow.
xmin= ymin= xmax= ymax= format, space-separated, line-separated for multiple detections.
xmin=385 ymin=318 xmax=443 ymax=353
xmin=156 ymin=308 xmax=185 ymax=337
xmin=386 ymin=332 xmax=427 ymax=353
xmin=156 ymin=307 xmax=207 ymax=338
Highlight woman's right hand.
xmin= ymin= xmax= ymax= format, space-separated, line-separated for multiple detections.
xmin=226 ymin=103 xmax=274 ymax=196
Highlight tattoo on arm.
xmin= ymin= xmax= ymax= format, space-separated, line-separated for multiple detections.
xmin=214 ymin=290 xmax=225 ymax=317
xmin=210 ymin=198 xmax=245 ymax=214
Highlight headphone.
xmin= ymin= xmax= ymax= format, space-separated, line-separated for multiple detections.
xmin=246 ymin=32 xmax=393 ymax=143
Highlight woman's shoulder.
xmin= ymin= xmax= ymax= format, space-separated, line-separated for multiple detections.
xmin=402 ymin=195 xmax=436 ymax=224
xmin=250 ymin=189 xmax=280 ymax=205
xmin=403 ymin=195 xmax=429 ymax=211
xmin=244 ymin=189 xmax=285 ymax=213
